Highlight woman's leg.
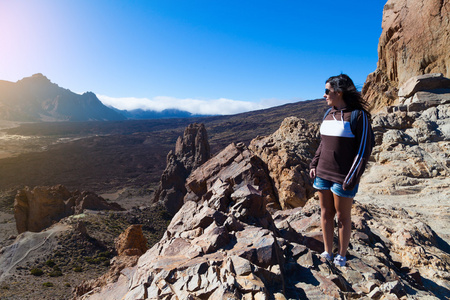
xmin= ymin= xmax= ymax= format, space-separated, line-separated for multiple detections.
xmin=318 ymin=190 xmax=335 ymax=254
xmin=333 ymin=195 xmax=354 ymax=257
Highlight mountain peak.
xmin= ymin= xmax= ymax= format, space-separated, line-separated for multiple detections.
xmin=18 ymin=73 xmax=52 ymax=85
xmin=0 ymin=74 xmax=126 ymax=122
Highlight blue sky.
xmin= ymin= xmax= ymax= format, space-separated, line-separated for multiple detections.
xmin=0 ymin=0 xmax=386 ymax=115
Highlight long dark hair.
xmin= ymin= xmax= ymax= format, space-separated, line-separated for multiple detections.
xmin=326 ymin=74 xmax=370 ymax=117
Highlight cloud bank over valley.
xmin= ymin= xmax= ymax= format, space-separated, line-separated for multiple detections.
xmin=98 ymin=94 xmax=302 ymax=116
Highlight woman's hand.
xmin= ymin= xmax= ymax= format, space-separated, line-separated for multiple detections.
xmin=309 ymin=168 xmax=316 ymax=179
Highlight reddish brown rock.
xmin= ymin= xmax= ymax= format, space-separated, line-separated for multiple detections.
xmin=14 ymin=185 xmax=123 ymax=234
xmin=362 ymin=0 xmax=450 ymax=111
xmin=249 ymin=117 xmax=320 ymax=209
xmin=14 ymin=185 xmax=70 ymax=233
xmin=115 ymin=224 xmax=148 ymax=256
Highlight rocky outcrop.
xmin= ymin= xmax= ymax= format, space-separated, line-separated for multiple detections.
xmin=362 ymin=0 xmax=450 ymax=111
xmin=115 ymin=224 xmax=148 ymax=256
xmin=76 ymin=187 xmax=450 ymax=299
xmin=75 ymin=225 xmax=148 ymax=297
xmin=184 ymin=142 xmax=278 ymax=212
xmin=76 ymin=119 xmax=450 ymax=299
xmin=14 ymin=185 xmax=124 ymax=234
xmin=359 ymin=74 xmax=450 ymax=246
xmin=249 ymin=117 xmax=320 ymax=209
xmin=152 ymin=123 xmax=210 ymax=215
xmin=361 ymin=74 xmax=450 ymax=194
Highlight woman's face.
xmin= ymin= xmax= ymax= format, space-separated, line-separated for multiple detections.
xmin=324 ymin=83 xmax=345 ymax=108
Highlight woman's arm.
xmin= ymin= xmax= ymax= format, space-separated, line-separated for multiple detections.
xmin=343 ymin=110 xmax=373 ymax=190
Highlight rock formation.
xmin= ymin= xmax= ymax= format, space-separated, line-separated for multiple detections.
xmin=75 ymin=172 xmax=450 ymax=299
xmin=75 ymin=225 xmax=148 ymax=297
xmin=14 ymin=185 xmax=124 ymax=234
xmin=152 ymin=123 xmax=211 ymax=215
xmin=359 ymin=73 xmax=450 ymax=243
xmin=249 ymin=117 xmax=320 ymax=209
xmin=184 ymin=142 xmax=278 ymax=213
xmin=75 ymin=109 xmax=450 ymax=298
xmin=362 ymin=0 xmax=450 ymax=111
xmin=115 ymin=224 xmax=148 ymax=256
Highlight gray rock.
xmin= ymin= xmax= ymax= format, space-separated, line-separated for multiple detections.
xmin=398 ymin=73 xmax=450 ymax=100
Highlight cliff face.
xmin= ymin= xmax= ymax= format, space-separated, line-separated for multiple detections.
xmin=362 ymin=0 xmax=450 ymax=111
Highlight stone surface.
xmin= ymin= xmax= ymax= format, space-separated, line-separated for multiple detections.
xmin=152 ymin=123 xmax=210 ymax=215
xmin=362 ymin=0 xmax=450 ymax=112
xmin=249 ymin=117 xmax=320 ymax=209
xmin=398 ymin=73 xmax=450 ymax=100
xmin=184 ymin=142 xmax=279 ymax=214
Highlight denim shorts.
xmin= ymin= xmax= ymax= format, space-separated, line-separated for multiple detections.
xmin=313 ymin=176 xmax=359 ymax=198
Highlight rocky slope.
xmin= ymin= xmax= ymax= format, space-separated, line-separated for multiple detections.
xmin=1 ymin=74 xmax=449 ymax=298
xmin=71 ymin=75 xmax=450 ymax=299
xmin=362 ymin=0 xmax=450 ymax=111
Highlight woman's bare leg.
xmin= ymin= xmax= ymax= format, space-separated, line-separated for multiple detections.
xmin=318 ymin=190 xmax=336 ymax=254
xmin=333 ymin=195 xmax=353 ymax=257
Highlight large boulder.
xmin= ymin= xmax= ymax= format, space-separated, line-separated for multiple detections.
xmin=152 ymin=123 xmax=210 ymax=215
xmin=184 ymin=142 xmax=278 ymax=213
xmin=14 ymin=185 xmax=71 ymax=234
xmin=115 ymin=224 xmax=148 ymax=257
xmin=249 ymin=117 xmax=320 ymax=209
xmin=362 ymin=0 xmax=450 ymax=111
xmin=14 ymin=185 xmax=124 ymax=234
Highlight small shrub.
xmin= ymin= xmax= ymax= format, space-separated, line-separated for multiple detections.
xmin=73 ymin=266 xmax=83 ymax=272
xmin=45 ymin=260 xmax=56 ymax=268
xmin=30 ymin=268 xmax=44 ymax=276
xmin=42 ymin=282 xmax=54 ymax=288
xmin=98 ymin=251 xmax=112 ymax=258
xmin=49 ymin=270 xmax=63 ymax=277
xmin=64 ymin=283 xmax=71 ymax=287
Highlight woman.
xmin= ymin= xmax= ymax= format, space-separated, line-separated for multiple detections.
xmin=309 ymin=74 xmax=373 ymax=267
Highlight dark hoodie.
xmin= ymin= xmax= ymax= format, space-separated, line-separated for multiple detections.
xmin=310 ymin=106 xmax=373 ymax=190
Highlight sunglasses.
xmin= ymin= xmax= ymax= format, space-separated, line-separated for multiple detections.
xmin=325 ymin=88 xmax=332 ymax=95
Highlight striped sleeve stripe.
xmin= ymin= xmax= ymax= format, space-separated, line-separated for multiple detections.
xmin=345 ymin=111 xmax=368 ymax=185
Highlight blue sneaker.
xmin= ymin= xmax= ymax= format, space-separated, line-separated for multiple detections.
xmin=320 ymin=251 xmax=333 ymax=261
xmin=333 ymin=254 xmax=347 ymax=267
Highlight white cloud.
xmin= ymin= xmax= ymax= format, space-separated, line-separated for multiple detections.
xmin=97 ymin=95 xmax=295 ymax=116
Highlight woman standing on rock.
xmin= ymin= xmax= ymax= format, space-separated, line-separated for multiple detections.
xmin=309 ymin=74 xmax=373 ymax=267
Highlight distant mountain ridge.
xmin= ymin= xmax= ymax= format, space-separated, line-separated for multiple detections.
xmin=0 ymin=74 xmax=126 ymax=122
xmin=0 ymin=74 xmax=213 ymax=122
xmin=115 ymin=107 xmax=208 ymax=120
